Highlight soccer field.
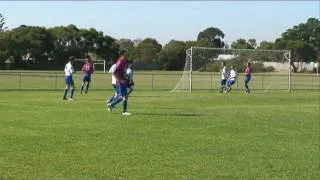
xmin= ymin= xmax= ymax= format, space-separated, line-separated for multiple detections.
xmin=0 ymin=90 xmax=319 ymax=179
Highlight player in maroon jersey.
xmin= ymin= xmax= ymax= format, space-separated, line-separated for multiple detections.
xmin=80 ymin=55 xmax=94 ymax=94
xmin=244 ymin=62 xmax=252 ymax=94
xmin=107 ymin=51 xmax=131 ymax=115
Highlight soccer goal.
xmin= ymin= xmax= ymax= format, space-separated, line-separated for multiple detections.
xmin=74 ymin=59 xmax=106 ymax=73
xmin=171 ymin=47 xmax=291 ymax=92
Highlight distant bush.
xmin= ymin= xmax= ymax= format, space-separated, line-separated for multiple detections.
xmin=198 ymin=63 xmax=220 ymax=72
xmin=198 ymin=60 xmax=275 ymax=73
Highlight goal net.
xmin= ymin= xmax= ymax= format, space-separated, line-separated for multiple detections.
xmin=171 ymin=47 xmax=291 ymax=92
xmin=74 ymin=59 xmax=106 ymax=73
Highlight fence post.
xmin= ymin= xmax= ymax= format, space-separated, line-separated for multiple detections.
xmin=319 ymin=74 xmax=320 ymax=90
xmin=262 ymin=75 xmax=264 ymax=90
xmin=210 ymin=74 xmax=213 ymax=90
xmin=152 ymin=74 xmax=154 ymax=90
xmin=19 ymin=72 xmax=22 ymax=90
xmin=236 ymin=75 xmax=239 ymax=90
xmin=311 ymin=75 xmax=313 ymax=92
xmin=55 ymin=72 xmax=58 ymax=91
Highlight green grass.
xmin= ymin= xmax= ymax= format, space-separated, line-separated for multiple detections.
xmin=0 ymin=90 xmax=319 ymax=180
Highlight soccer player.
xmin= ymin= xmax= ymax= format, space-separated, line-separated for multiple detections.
xmin=225 ymin=65 xmax=237 ymax=93
xmin=220 ymin=61 xmax=229 ymax=93
xmin=126 ymin=63 xmax=134 ymax=95
xmin=244 ymin=62 xmax=252 ymax=94
xmin=107 ymin=51 xmax=131 ymax=115
xmin=80 ymin=55 xmax=94 ymax=94
xmin=63 ymin=56 xmax=76 ymax=100
xmin=106 ymin=62 xmax=117 ymax=103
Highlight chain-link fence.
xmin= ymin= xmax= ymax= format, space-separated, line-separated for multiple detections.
xmin=0 ymin=71 xmax=319 ymax=91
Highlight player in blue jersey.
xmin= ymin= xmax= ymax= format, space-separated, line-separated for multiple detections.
xmin=63 ymin=56 xmax=76 ymax=100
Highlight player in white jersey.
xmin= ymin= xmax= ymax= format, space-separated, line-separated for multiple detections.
xmin=106 ymin=63 xmax=118 ymax=103
xmin=63 ymin=56 xmax=76 ymax=100
xmin=225 ymin=65 xmax=237 ymax=93
xmin=220 ymin=61 xmax=229 ymax=93
xmin=126 ymin=64 xmax=134 ymax=95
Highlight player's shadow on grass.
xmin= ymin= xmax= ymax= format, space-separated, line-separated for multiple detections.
xmin=136 ymin=112 xmax=201 ymax=117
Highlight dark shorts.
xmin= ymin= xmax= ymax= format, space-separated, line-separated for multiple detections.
xmin=117 ymin=82 xmax=127 ymax=97
xmin=221 ymin=79 xmax=227 ymax=86
xmin=65 ymin=75 xmax=74 ymax=86
xmin=112 ymin=84 xmax=118 ymax=94
xmin=244 ymin=75 xmax=251 ymax=83
xmin=82 ymin=74 xmax=91 ymax=82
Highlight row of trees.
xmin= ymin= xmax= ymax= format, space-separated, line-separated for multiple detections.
xmin=0 ymin=12 xmax=319 ymax=72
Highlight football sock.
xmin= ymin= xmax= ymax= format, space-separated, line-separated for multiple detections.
xmin=122 ymin=99 xmax=127 ymax=113
xmin=70 ymin=89 xmax=74 ymax=98
xmin=85 ymin=84 xmax=89 ymax=94
xmin=63 ymin=89 xmax=68 ymax=98
xmin=127 ymin=88 xmax=133 ymax=95
xmin=80 ymin=85 xmax=84 ymax=94
xmin=110 ymin=95 xmax=122 ymax=107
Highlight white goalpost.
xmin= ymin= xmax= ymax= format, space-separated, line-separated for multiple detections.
xmin=171 ymin=47 xmax=291 ymax=93
xmin=74 ymin=59 xmax=106 ymax=73
xmin=92 ymin=60 xmax=106 ymax=73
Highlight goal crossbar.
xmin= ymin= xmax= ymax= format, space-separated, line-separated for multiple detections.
xmin=192 ymin=46 xmax=291 ymax=53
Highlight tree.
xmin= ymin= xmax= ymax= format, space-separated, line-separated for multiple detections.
xmin=248 ymin=39 xmax=257 ymax=49
xmin=274 ymin=39 xmax=316 ymax=72
xmin=117 ymin=38 xmax=134 ymax=53
xmin=0 ymin=23 xmax=120 ymax=69
xmin=133 ymin=38 xmax=142 ymax=47
xmin=185 ymin=41 xmax=197 ymax=49
xmin=0 ymin=31 xmax=12 ymax=63
xmin=9 ymin=25 xmax=54 ymax=65
xmin=258 ymin=41 xmax=274 ymax=50
xmin=48 ymin=24 xmax=84 ymax=65
xmin=94 ymin=35 xmax=119 ymax=62
xmin=274 ymin=18 xmax=320 ymax=72
xmin=281 ymin=18 xmax=320 ymax=53
xmin=158 ymin=40 xmax=186 ymax=70
xmin=130 ymin=38 xmax=162 ymax=63
xmin=197 ymin=27 xmax=225 ymax=48
xmin=78 ymin=28 xmax=100 ymax=54
xmin=48 ymin=25 xmax=119 ymax=64
xmin=0 ymin=13 xmax=7 ymax=32
xmin=231 ymin=38 xmax=255 ymax=49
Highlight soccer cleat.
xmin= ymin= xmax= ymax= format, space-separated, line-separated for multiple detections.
xmin=69 ymin=98 xmax=74 ymax=101
xmin=107 ymin=103 xmax=112 ymax=112
xmin=122 ymin=112 xmax=132 ymax=116
xmin=63 ymin=97 xmax=67 ymax=100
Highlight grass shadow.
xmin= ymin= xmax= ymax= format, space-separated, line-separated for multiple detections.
xmin=135 ymin=112 xmax=201 ymax=117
